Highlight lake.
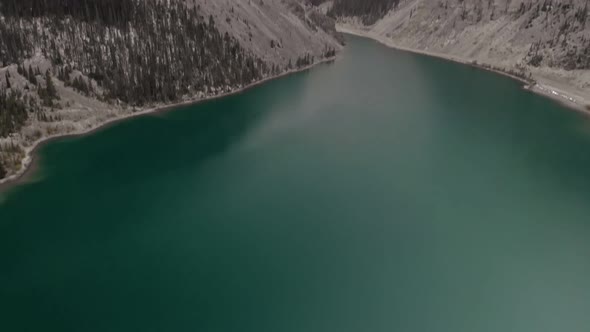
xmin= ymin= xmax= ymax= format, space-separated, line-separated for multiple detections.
xmin=1 ymin=35 xmax=590 ymax=332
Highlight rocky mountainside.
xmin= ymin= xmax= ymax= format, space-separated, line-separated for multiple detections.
xmin=329 ymin=0 xmax=590 ymax=110
xmin=198 ymin=0 xmax=344 ymax=64
xmin=0 ymin=0 xmax=342 ymax=180
xmin=328 ymin=0 xmax=400 ymax=24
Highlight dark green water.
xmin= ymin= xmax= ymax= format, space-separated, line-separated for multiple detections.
xmin=2 ymin=35 xmax=590 ymax=332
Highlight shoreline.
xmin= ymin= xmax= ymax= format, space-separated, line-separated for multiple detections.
xmin=337 ymin=26 xmax=590 ymax=115
xmin=0 ymin=57 xmax=336 ymax=194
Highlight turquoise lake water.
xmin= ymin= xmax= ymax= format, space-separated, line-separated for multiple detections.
xmin=1 ymin=35 xmax=590 ymax=332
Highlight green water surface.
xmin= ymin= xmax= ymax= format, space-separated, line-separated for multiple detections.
xmin=1 ymin=36 xmax=590 ymax=332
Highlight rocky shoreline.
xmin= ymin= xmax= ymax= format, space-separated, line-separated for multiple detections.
xmin=337 ymin=25 xmax=590 ymax=114
xmin=0 ymin=57 xmax=337 ymax=193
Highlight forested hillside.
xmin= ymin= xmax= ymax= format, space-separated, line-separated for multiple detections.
xmin=1 ymin=0 xmax=270 ymax=105
xmin=0 ymin=0 xmax=342 ymax=180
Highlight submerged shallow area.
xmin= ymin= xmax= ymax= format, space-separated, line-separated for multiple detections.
xmin=1 ymin=36 xmax=590 ymax=332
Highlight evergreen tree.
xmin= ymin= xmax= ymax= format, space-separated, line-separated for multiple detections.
xmin=0 ymin=160 xmax=6 ymax=179
xmin=45 ymin=70 xmax=57 ymax=98
xmin=27 ymin=66 xmax=36 ymax=85
xmin=0 ymin=87 xmax=29 ymax=137
xmin=329 ymin=0 xmax=400 ymax=25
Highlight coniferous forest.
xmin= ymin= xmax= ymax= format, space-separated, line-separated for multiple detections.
xmin=0 ymin=0 xmax=346 ymax=179
xmin=1 ymin=0 xmax=270 ymax=103
xmin=328 ymin=0 xmax=400 ymax=25
xmin=0 ymin=0 xmax=269 ymax=129
xmin=0 ymin=0 xmax=277 ymax=174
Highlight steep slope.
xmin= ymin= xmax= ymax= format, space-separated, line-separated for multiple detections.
xmin=198 ymin=0 xmax=343 ymax=64
xmin=0 ymin=0 xmax=342 ymax=181
xmin=331 ymin=0 xmax=590 ymax=109
xmin=329 ymin=0 xmax=400 ymax=24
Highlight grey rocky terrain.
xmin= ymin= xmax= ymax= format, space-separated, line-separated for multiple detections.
xmin=327 ymin=0 xmax=590 ymax=111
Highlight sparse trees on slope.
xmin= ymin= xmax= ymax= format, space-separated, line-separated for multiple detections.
xmin=0 ymin=0 xmax=272 ymax=136
xmin=328 ymin=0 xmax=400 ymax=24
xmin=0 ymin=88 xmax=28 ymax=138
xmin=0 ymin=159 xmax=6 ymax=178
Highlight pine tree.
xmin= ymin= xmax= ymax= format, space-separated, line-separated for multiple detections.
xmin=64 ymin=68 xmax=70 ymax=82
xmin=27 ymin=66 xmax=37 ymax=85
xmin=0 ymin=160 xmax=6 ymax=179
xmin=0 ymin=87 xmax=29 ymax=137
xmin=45 ymin=70 xmax=57 ymax=98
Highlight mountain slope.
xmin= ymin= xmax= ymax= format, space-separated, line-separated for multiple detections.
xmin=0 ymin=0 xmax=342 ymax=180
xmin=331 ymin=0 xmax=590 ymax=109
xmin=198 ymin=0 xmax=343 ymax=64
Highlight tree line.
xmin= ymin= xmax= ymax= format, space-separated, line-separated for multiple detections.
xmin=0 ymin=87 xmax=28 ymax=138
xmin=0 ymin=0 xmax=271 ymax=118
xmin=0 ymin=0 xmax=277 ymax=178
xmin=0 ymin=0 xmax=341 ymax=177
xmin=1 ymin=0 xmax=271 ymax=105
xmin=328 ymin=0 xmax=400 ymax=25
